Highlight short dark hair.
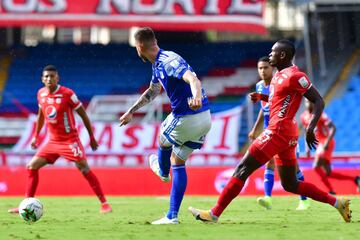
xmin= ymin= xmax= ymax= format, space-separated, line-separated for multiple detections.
xmin=277 ymin=39 xmax=296 ymax=59
xmin=258 ymin=56 xmax=270 ymax=63
xmin=43 ymin=65 xmax=58 ymax=73
xmin=134 ymin=27 xmax=156 ymax=44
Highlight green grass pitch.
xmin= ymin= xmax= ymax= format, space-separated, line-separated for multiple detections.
xmin=0 ymin=196 xmax=359 ymax=240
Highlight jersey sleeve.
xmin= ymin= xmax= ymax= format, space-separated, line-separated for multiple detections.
xmin=67 ymin=89 xmax=82 ymax=110
xmin=163 ymin=56 xmax=192 ymax=79
xmin=289 ymin=72 xmax=312 ymax=95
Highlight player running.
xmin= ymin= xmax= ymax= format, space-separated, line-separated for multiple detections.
xmin=301 ymin=99 xmax=360 ymax=194
xmin=119 ymin=27 xmax=211 ymax=224
xmin=249 ymin=56 xmax=309 ymax=210
xmin=8 ymin=65 xmax=112 ymax=214
xmin=189 ymin=39 xmax=351 ymax=223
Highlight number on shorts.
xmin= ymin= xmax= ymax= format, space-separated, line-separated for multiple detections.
xmin=258 ymin=131 xmax=271 ymax=143
xmin=69 ymin=143 xmax=83 ymax=157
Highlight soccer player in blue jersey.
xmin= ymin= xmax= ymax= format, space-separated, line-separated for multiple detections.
xmin=119 ymin=27 xmax=211 ymax=224
xmin=248 ymin=56 xmax=310 ymax=210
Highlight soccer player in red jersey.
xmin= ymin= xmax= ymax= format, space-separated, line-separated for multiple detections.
xmin=301 ymin=100 xmax=360 ymax=194
xmin=8 ymin=65 xmax=112 ymax=214
xmin=189 ymin=40 xmax=351 ymax=223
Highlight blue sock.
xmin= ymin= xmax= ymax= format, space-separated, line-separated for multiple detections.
xmin=158 ymin=146 xmax=172 ymax=177
xmin=167 ymin=164 xmax=187 ymax=219
xmin=264 ymin=168 xmax=274 ymax=197
xmin=297 ymin=170 xmax=307 ymax=200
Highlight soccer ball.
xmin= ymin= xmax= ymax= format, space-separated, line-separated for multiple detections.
xmin=18 ymin=198 xmax=44 ymax=223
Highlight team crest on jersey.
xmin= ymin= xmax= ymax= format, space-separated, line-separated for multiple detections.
xmin=45 ymin=106 xmax=57 ymax=119
xmin=299 ymin=77 xmax=309 ymax=88
xmin=289 ymin=139 xmax=298 ymax=146
xmin=47 ymin=98 xmax=54 ymax=104
xmin=56 ymin=98 xmax=62 ymax=104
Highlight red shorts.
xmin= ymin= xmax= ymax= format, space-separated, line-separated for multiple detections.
xmin=249 ymin=130 xmax=298 ymax=166
xmin=315 ymin=140 xmax=335 ymax=162
xmin=36 ymin=138 xmax=86 ymax=164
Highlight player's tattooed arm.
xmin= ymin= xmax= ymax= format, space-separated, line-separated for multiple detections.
xmin=304 ymin=86 xmax=325 ymax=150
xmin=128 ymin=82 xmax=162 ymax=114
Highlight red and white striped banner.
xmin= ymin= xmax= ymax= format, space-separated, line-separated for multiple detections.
xmin=0 ymin=0 xmax=267 ymax=33
xmin=10 ymin=107 xmax=242 ymax=167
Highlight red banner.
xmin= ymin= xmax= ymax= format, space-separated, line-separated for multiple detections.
xmin=1 ymin=166 xmax=359 ymax=196
xmin=0 ymin=0 xmax=267 ymax=33
xmin=12 ymin=107 xmax=242 ymax=157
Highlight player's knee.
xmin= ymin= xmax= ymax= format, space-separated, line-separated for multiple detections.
xmin=26 ymin=164 xmax=35 ymax=170
xmin=26 ymin=161 xmax=40 ymax=170
xmin=266 ymin=161 xmax=275 ymax=170
xmin=233 ymin=162 xmax=251 ymax=180
xmin=171 ymin=154 xmax=185 ymax=165
xmin=159 ymin=134 xmax=172 ymax=148
xmin=76 ymin=163 xmax=90 ymax=175
xmin=79 ymin=167 xmax=90 ymax=175
xmin=281 ymin=181 xmax=298 ymax=193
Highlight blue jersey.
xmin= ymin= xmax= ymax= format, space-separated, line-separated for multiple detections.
xmin=152 ymin=49 xmax=209 ymax=117
xmin=255 ymin=80 xmax=270 ymax=128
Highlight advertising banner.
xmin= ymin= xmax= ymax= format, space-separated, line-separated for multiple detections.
xmin=0 ymin=0 xmax=267 ymax=33
xmin=1 ymin=166 xmax=359 ymax=196
xmin=13 ymin=107 xmax=242 ymax=155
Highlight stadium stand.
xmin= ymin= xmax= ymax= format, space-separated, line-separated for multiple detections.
xmin=325 ymin=74 xmax=360 ymax=152
xmin=0 ymin=42 xmax=272 ymax=114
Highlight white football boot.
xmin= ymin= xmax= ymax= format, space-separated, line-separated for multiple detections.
xmin=149 ymin=154 xmax=171 ymax=183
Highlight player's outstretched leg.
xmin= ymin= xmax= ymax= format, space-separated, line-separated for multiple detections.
xmin=152 ymin=162 xmax=187 ymax=224
xmin=278 ymin=165 xmax=351 ymax=222
xmin=296 ymin=169 xmax=310 ymax=210
xmin=149 ymin=145 xmax=172 ymax=182
xmin=189 ymin=152 xmax=263 ymax=223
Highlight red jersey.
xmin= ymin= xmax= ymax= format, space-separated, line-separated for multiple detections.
xmin=267 ymin=65 xmax=312 ymax=137
xmin=37 ymin=85 xmax=82 ymax=141
xmin=301 ymin=110 xmax=332 ymax=142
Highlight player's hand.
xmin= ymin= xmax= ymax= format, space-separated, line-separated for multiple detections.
xmin=248 ymin=130 xmax=256 ymax=141
xmin=188 ymin=97 xmax=202 ymax=111
xmin=305 ymin=128 xmax=319 ymax=150
xmin=249 ymin=92 xmax=261 ymax=103
xmin=89 ymin=137 xmax=99 ymax=151
xmin=119 ymin=112 xmax=133 ymax=126
xmin=30 ymin=137 xmax=38 ymax=149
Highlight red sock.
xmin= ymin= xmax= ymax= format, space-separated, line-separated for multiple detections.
xmin=296 ymin=181 xmax=336 ymax=206
xmin=211 ymin=177 xmax=244 ymax=217
xmin=314 ymin=167 xmax=334 ymax=192
xmin=328 ymin=171 xmax=354 ymax=181
xmin=26 ymin=169 xmax=39 ymax=197
xmin=84 ymin=171 xmax=107 ymax=204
